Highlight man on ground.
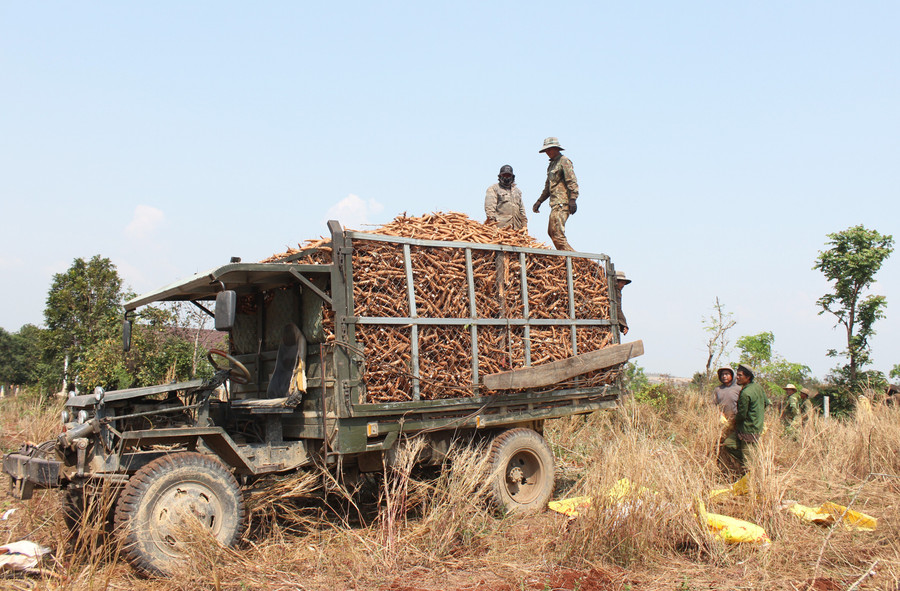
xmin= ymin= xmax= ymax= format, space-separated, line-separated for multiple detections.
xmin=712 ymin=366 xmax=740 ymax=421
xmin=724 ymin=364 xmax=767 ymax=469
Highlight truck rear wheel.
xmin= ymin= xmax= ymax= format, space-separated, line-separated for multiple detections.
xmin=114 ymin=452 xmax=245 ymax=576
xmin=487 ymin=428 xmax=555 ymax=513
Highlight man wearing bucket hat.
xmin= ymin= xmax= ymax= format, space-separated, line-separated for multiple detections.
xmin=784 ymin=384 xmax=814 ymax=430
xmin=712 ymin=366 xmax=740 ymax=420
xmin=615 ymin=270 xmax=631 ymax=335
xmin=723 ymin=364 xmax=768 ymax=468
xmin=532 ymin=137 xmax=579 ymax=251
xmin=484 ymin=165 xmax=527 ymax=230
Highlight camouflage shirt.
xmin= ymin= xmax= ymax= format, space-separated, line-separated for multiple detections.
xmin=540 ymin=154 xmax=579 ymax=208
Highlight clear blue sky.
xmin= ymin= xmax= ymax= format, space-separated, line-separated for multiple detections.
xmin=2 ymin=2 xmax=898 ymax=380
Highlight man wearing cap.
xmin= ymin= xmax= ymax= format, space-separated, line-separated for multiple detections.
xmin=781 ymin=384 xmax=799 ymax=425
xmin=723 ymin=364 xmax=768 ymax=468
xmin=484 ymin=165 xmax=527 ymax=230
xmin=782 ymin=384 xmax=810 ymax=430
xmin=712 ymin=366 xmax=740 ymax=421
xmin=532 ymin=137 xmax=579 ymax=251
xmin=615 ymin=270 xmax=630 ymax=335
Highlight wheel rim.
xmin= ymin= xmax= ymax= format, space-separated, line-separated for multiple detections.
xmin=504 ymin=449 xmax=545 ymax=505
xmin=148 ymin=479 xmax=227 ymax=559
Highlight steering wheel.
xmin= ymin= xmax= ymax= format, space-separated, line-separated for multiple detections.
xmin=206 ymin=349 xmax=251 ymax=384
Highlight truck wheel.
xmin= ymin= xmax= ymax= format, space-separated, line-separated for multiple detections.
xmin=114 ymin=452 xmax=245 ymax=576
xmin=487 ymin=428 xmax=555 ymax=513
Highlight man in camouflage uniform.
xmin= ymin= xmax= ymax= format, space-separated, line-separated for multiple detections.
xmin=784 ymin=384 xmax=813 ymax=430
xmin=484 ymin=165 xmax=527 ymax=230
xmin=532 ymin=137 xmax=579 ymax=251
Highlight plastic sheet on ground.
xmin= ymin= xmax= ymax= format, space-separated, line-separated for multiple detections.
xmin=549 ymin=479 xmax=769 ymax=545
xmin=548 ymin=496 xmax=593 ymax=518
xmin=0 ymin=540 xmax=51 ymax=573
xmin=708 ymin=474 xmax=750 ymax=500
xmin=785 ymin=501 xmax=877 ymax=531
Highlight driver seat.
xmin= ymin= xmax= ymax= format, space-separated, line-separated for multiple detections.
xmin=266 ymin=323 xmax=307 ymax=401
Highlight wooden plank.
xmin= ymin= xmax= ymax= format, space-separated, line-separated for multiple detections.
xmin=483 ymin=340 xmax=644 ymax=390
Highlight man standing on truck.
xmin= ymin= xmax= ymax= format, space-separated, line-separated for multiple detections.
xmin=484 ymin=165 xmax=527 ymax=230
xmin=615 ymin=271 xmax=630 ymax=335
xmin=723 ymin=364 xmax=767 ymax=468
xmin=532 ymin=137 xmax=578 ymax=251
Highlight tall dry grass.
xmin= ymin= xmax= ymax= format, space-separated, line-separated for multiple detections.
xmin=1 ymin=385 xmax=899 ymax=589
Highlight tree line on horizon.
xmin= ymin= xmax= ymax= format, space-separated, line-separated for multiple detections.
xmin=0 ymin=255 xmax=215 ymax=396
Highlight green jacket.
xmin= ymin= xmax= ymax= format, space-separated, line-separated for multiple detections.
xmin=784 ymin=393 xmax=813 ymax=427
xmin=736 ymin=382 xmax=767 ymax=435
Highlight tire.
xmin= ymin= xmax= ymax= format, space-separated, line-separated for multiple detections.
xmin=486 ymin=428 xmax=555 ymax=513
xmin=114 ymin=452 xmax=245 ymax=577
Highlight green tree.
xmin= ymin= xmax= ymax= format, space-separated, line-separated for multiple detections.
xmin=891 ymin=364 xmax=900 ymax=381
xmin=734 ymin=331 xmax=811 ymax=393
xmin=735 ymin=332 xmax=773 ymax=368
xmin=43 ymin=255 xmax=124 ymax=391
xmin=813 ymin=225 xmax=894 ymax=387
xmin=0 ymin=324 xmax=46 ymax=386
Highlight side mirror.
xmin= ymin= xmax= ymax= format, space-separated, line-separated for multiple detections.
xmin=122 ymin=318 xmax=133 ymax=352
xmin=215 ymin=291 xmax=237 ymax=331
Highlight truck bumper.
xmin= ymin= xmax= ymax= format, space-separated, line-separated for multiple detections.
xmin=3 ymin=445 xmax=63 ymax=500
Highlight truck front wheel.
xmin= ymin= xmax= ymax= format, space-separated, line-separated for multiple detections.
xmin=487 ymin=428 xmax=555 ymax=513
xmin=114 ymin=452 xmax=245 ymax=576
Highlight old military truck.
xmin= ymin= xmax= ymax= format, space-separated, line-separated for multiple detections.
xmin=4 ymin=220 xmax=643 ymax=576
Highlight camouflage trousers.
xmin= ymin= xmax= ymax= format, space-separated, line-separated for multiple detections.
xmin=548 ymin=205 xmax=573 ymax=251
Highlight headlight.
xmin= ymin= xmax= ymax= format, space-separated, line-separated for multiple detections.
xmin=61 ymin=409 xmax=71 ymax=424
xmin=77 ymin=410 xmax=90 ymax=424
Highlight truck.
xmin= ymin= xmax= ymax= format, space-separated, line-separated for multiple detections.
xmin=4 ymin=220 xmax=643 ymax=576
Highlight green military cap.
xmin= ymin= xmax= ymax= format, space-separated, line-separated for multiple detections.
xmin=539 ymin=137 xmax=564 ymax=153
xmin=736 ymin=364 xmax=755 ymax=379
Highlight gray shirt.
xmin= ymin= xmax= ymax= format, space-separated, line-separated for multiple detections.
xmin=713 ymin=384 xmax=741 ymax=417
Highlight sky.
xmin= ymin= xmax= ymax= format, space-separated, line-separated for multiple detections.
xmin=1 ymin=2 xmax=898 ymax=380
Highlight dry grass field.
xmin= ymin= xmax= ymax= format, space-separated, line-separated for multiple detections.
xmin=1 ymin=386 xmax=898 ymax=590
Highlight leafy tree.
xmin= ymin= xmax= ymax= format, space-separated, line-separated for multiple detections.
xmin=814 ymin=225 xmax=894 ymax=387
xmin=735 ymin=332 xmax=773 ymax=369
xmin=891 ymin=364 xmax=900 ymax=381
xmin=78 ymin=303 xmax=217 ymax=391
xmin=0 ymin=325 xmax=46 ymax=386
xmin=43 ymin=255 xmax=124 ymax=391
xmin=734 ymin=331 xmax=811 ymax=395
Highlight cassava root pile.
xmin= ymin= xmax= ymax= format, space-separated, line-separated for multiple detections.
xmin=266 ymin=212 xmax=618 ymax=403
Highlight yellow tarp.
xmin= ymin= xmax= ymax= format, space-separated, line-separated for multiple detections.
xmin=547 ymin=479 xmax=651 ymax=517
xmin=786 ymin=501 xmax=877 ymax=531
xmin=549 ymin=480 xmax=769 ymax=545
xmin=708 ymin=474 xmax=750 ymax=499
xmin=705 ymin=511 xmax=770 ymax=544
xmin=548 ymin=496 xmax=592 ymax=518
